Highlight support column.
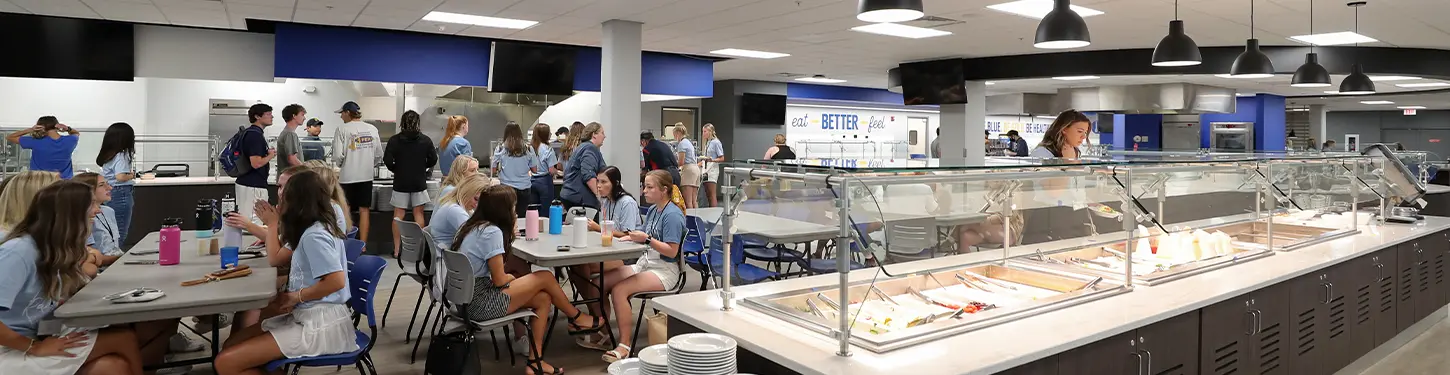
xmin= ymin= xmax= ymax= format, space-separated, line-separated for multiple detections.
xmin=395 ymin=83 xmax=406 ymax=121
xmin=601 ymin=19 xmax=643 ymax=196
xmin=939 ymin=81 xmax=988 ymax=165
xmin=1309 ymin=104 xmax=1328 ymax=150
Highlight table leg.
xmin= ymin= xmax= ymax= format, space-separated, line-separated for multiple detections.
xmin=597 ymin=261 xmax=616 ymax=348
xmin=211 ymin=315 xmax=220 ymax=357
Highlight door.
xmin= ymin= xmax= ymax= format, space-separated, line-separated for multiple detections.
xmin=1199 ymin=295 xmax=1252 ymax=375
xmin=1345 ymin=253 xmax=1381 ymax=364
xmin=1396 ymin=242 xmax=1421 ymax=333
xmin=1320 ymin=258 xmax=1356 ymax=373
xmin=1139 ymin=310 xmax=1199 ymax=375
xmin=1420 ymin=231 xmax=1448 ymax=319
xmin=1373 ymin=248 xmax=1399 ymax=347
xmin=907 ymin=117 xmax=929 ymax=157
xmin=1251 ymin=281 xmax=1291 ymax=375
xmin=1288 ymin=269 xmax=1331 ymax=375
xmin=661 ymin=107 xmax=698 ymax=141
xmin=998 ymin=356 xmax=1057 ymax=375
xmin=1057 ymin=331 xmax=1138 ymax=375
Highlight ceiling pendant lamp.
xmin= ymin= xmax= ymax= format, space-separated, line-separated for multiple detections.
xmin=1228 ymin=0 xmax=1274 ymax=78
xmin=857 ymin=0 xmax=924 ymax=23
xmin=1291 ymin=0 xmax=1331 ymax=87
xmin=1338 ymin=2 xmax=1376 ymax=95
xmin=1151 ymin=0 xmax=1201 ymax=66
xmin=1034 ymin=0 xmax=1091 ymax=49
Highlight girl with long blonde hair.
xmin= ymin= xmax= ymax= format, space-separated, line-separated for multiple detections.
xmin=559 ymin=121 xmax=584 ymax=163
xmin=431 ymin=175 xmax=491 ymax=250
xmin=672 ymin=123 xmax=700 ymax=209
xmin=440 ymin=155 xmax=486 ymax=199
xmin=700 ymin=123 xmax=725 ymax=207
xmin=0 ymin=170 xmax=61 ymax=233
xmin=303 ymin=160 xmax=352 ymax=229
xmin=439 ymin=115 xmax=473 ymax=176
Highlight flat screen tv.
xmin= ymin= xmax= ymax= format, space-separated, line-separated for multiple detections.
xmin=740 ymin=93 xmax=787 ymax=125
xmin=488 ymin=41 xmax=578 ymax=95
xmin=0 ymin=14 xmax=134 ymax=81
xmin=899 ymin=59 xmax=967 ymax=105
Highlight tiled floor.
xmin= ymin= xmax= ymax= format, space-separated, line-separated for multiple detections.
xmin=170 ymin=262 xmax=1450 ymax=375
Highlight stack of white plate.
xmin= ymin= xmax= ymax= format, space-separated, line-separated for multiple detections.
xmin=666 ymin=333 xmax=738 ymax=375
xmin=607 ymin=358 xmax=641 ymax=375
xmin=637 ymin=345 xmax=671 ymax=375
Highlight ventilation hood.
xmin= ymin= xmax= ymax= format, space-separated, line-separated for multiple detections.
xmin=1053 ymin=83 xmax=1236 ymax=114
xmin=987 ymin=93 xmax=1057 ymax=115
xmin=438 ymin=86 xmax=570 ymax=106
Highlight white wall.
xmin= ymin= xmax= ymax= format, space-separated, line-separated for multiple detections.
xmin=782 ymin=102 xmax=1054 ymax=159
xmin=134 ymin=25 xmax=275 ymax=82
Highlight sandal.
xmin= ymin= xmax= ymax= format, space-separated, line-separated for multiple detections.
xmin=575 ymin=333 xmax=612 ymax=351
xmin=566 ymin=311 xmax=604 ymax=335
xmin=525 ymin=358 xmax=564 ymax=375
xmin=602 ymin=344 xmax=631 ymax=363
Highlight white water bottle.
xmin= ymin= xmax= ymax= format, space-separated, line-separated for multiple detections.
xmin=572 ymin=215 xmax=589 ymax=248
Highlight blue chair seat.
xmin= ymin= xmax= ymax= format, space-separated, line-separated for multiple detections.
xmin=265 ymin=331 xmax=370 ymax=371
xmin=739 ymin=235 xmax=769 ymax=248
xmin=684 ymin=253 xmax=710 ymax=273
xmin=743 ymin=246 xmax=805 ymax=263
xmin=798 ymin=258 xmax=865 ymax=274
xmin=709 ymin=262 xmax=778 ymax=284
xmin=346 ymin=227 xmax=360 ymax=240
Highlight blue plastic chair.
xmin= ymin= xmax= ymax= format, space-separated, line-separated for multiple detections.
xmin=344 ymin=239 xmax=366 ymax=265
xmin=346 ymin=226 xmax=360 ymax=240
xmin=798 ymin=223 xmax=869 ymax=275
xmin=682 ymin=216 xmax=712 ymax=290
xmin=265 ymin=255 xmax=386 ymax=375
xmin=708 ymin=235 xmax=777 ymax=285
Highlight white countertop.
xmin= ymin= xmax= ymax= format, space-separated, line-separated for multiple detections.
xmin=1427 ymin=183 xmax=1450 ymax=194
xmin=654 ymin=216 xmax=1450 ymax=375
xmin=133 ymin=176 xmax=237 ymax=186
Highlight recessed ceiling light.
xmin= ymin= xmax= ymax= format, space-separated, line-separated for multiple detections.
xmin=1398 ymin=106 xmax=1427 ymax=109
xmin=1287 ymin=108 xmax=1309 ymax=112
xmin=1396 ymin=82 xmax=1450 ymax=88
xmin=709 ymin=48 xmax=790 ymax=59
xmin=987 ymin=0 xmax=1104 ymax=19
xmin=1236 ymin=92 xmax=1256 ymax=97
xmin=795 ymin=75 xmax=847 ymax=84
xmin=1036 ymin=115 xmax=1056 ymax=119
xmin=1215 ymin=74 xmax=1275 ymax=79
xmin=1052 ymin=75 xmax=1099 ymax=81
xmin=1289 ymin=31 xmax=1377 ymax=46
xmin=1323 ymin=90 xmax=1339 ymax=94
xmin=1369 ymin=76 xmax=1420 ymax=82
xmin=1360 ymin=100 xmax=1395 ymax=105
xmin=986 ymin=81 xmax=996 ymax=85
xmin=850 ymin=23 xmax=952 ymax=39
xmin=422 ymin=11 xmax=537 ymax=29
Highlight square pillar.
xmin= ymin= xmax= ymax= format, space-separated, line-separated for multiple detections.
xmin=939 ymin=81 xmax=988 ymax=165
xmin=601 ymin=19 xmax=643 ymax=195
xmin=1308 ymin=104 xmax=1328 ymax=150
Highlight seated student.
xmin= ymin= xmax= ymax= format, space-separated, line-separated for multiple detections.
xmin=600 ymin=170 xmax=687 ymax=362
xmin=72 ymin=173 xmax=123 ymax=267
xmin=452 ymin=184 xmax=602 ymax=375
xmin=439 ymin=155 xmax=482 ymax=199
xmin=0 ymin=171 xmax=61 ymax=238
xmin=215 ymin=171 xmax=357 ymax=375
xmin=0 ymin=181 xmax=145 ymax=375
xmin=429 ymin=175 xmax=489 ymax=251
xmin=227 ymin=164 xmax=347 ymax=241
xmin=571 ymin=166 xmax=641 ymax=350
xmin=304 ymin=160 xmax=352 ymax=232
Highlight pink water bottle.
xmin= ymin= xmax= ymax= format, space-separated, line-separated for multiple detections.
xmin=159 ymin=219 xmax=181 ymax=265
xmin=524 ymin=204 xmax=540 ymax=241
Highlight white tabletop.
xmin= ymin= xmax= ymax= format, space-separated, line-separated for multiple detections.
xmin=53 ymin=230 xmax=276 ymax=327
xmin=511 ymin=226 xmax=648 ymax=267
xmin=689 ymin=207 xmax=840 ymax=244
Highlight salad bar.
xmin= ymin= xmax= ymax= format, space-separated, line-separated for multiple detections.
xmin=741 ymin=262 xmax=1127 ymax=353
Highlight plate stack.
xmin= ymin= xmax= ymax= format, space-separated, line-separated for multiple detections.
xmin=637 ymin=345 xmax=671 ymax=375
xmin=666 ymin=333 xmax=738 ymax=375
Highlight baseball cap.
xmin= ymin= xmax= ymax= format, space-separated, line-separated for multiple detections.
xmin=306 ymin=118 xmax=324 ymax=127
xmin=335 ymin=101 xmax=361 ymax=113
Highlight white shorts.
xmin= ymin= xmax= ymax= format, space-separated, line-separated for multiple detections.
xmin=264 ymin=304 xmax=359 ymax=359
xmin=703 ymin=163 xmax=720 ymax=184
xmin=234 ymin=184 xmax=270 ymax=225
xmin=390 ymin=191 xmax=430 ymax=209
xmin=629 ymin=262 xmax=680 ymax=291
xmin=0 ymin=330 xmax=97 ymax=375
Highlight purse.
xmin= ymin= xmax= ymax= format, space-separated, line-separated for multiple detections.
xmin=425 ymin=331 xmax=480 ymax=375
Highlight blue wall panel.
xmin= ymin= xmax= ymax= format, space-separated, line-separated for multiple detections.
xmin=786 ymin=83 xmax=903 ymax=104
xmin=1120 ymin=114 xmax=1163 ymax=150
xmin=1198 ymin=95 xmax=1286 ymax=150
xmin=274 ymin=23 xmax=492 ymax=87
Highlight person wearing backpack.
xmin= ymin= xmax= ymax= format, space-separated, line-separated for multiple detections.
xmin=235 ymin=104 xmax=276 ymax=224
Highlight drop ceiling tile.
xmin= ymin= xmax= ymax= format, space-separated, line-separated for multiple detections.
xmin=162 ymin=8 xmax=232 ymax=28
xmin=225 ymin=4 xmax=293 ymax=21
xmin=562 ymin=0 xmax=675 ymax=23
xmin=351 ymin=13 xmax=415 ymax=29
xmin=226 ymin=0 xmax=297 ymax=7
xmin=292 ymin=7 xmax=358 ymax=26
xmin=151 ymin=0 xmax=226 ymax=12
xmin=406 ymin=21 xmax=466 ymax=35
xmin=296 ymin=0 xmax=368 ymax=11
xmin=501 ymin=0 xmax=592 ymax=16
xmin=434 ymin=0 xmax=515 ymax=16
xmin=366 ymin=0 xmax=445 ymax=11
xmin=456 ymin=25 xmax=516 ymax=38
xmin=83 ymin=0 xmax=169 ymax=23
xmin=9 ymin=0 xmax=100 ymax=18
xmin=358 ymin=5 xmax=427 ymax=20
xmin=0 ymin=1 xmax=27 ymax=13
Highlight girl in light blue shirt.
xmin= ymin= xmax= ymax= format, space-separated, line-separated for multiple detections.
xmin=439 ymin=115 xmax=473 ymax=176
xmin=673 ymin=124 xmax=700 ymax=209
xmin=492 ymin=122 xmax=538 ymax=216
xmin=530 ymin=123 xmax=560 ymax=217
xmin=97 ymin=122 xmax=136 ymax=243
xmin=430 ymin=175 xmax=490 ymax=250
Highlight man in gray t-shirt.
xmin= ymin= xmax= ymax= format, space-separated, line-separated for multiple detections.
xmin=277 ymin=104 xmax=307 ymax=170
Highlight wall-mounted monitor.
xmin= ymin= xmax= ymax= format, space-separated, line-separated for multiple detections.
xmin=0 ymin=14 xmax=135 ymax=81
xmin=899 ymin=59 xmax=967 ymax=105
xmin=740 ymin=93 xmax=787 ymax=125
xmin=488 ymin=41 xmax=578 ymax=95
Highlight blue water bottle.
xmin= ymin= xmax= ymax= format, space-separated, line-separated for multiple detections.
xmin=548 ymin=199 xmax=564 ymax=235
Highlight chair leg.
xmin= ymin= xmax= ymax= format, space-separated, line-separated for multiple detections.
xmin=416 ymin=300 xmax=437 ymax=342
xmin=520 ymin=318 xmax=543 ymax=375
xmin=382 ymin=272 xmax=406 ymax=328
xmin=363 ymin=354 xmax=378 ymax=375
xmin=629 ymin=299 xmax=649 ymax=356
xmin=504 ymin=325 xmax=517 ymax=367
xmin=490 ymin=330 xmax=500 ymax=361
xmin=403 ymin=285 xmax=427 ymax=343
xmin=289 ymin=364 xmax=301 ymax=375
xmin=409 ymin=301 xmax=436 ymax=364
xmin=698 ymin=272 xmax=710 ymax=291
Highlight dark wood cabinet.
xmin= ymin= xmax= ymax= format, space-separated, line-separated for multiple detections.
xmin=1057 ymin=332 xmax=1137 ymax=375
xmin=1426 ymin=232 xmax=1448 ymax=315
xmin=997 ymin=356 xmax=1057 ymax=375
xmin=1396 ymin=241 xmax=1422 ymax=333
xmin=1373 ymin=248 xmax=1400 ymax=347
xmin=1288 ymin=268 xmax=1331 ymax=375
xmin=1199 ymin=283 xmax=1289 ymax=375
xmin=1059 ymin=312 xmax=1200 ymax=375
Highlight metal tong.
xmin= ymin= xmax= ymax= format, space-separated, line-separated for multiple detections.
xmin=1072 ymin=277 xmax=1105 ymax=292
xmin=960 ymin=270 xmax=1017 ymax=290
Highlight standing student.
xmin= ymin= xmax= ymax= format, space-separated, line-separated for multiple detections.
xmin=930 ymin=128 xmax=941 ymax=158
xmin=559 ymin=122 xmax=585 ymax=164
xmin=639 ymin=131 xmax=679 ymax=189
xmin=530 ymin=123 xmax=560 ymax=216
xmin=764 ymin=134 xmax=796 ymax=160
xmin=700 ymin=123 xmax=725 ymax=207
xmin=493 ymin=122 xmax=539 ymax=216
xmin=438 ymin=115 xmax=472 ymax=176
xmin=673 ymin=124 xmax=700 ymax=209
xmin=331 ymin=101 xmax=380 ymax=242
xmin=0 ymin=181 xmax=148 ymax=375
xmin=384 ymin=110 xmax=438 ymax=256
xmin=6 ymin=116 xmax=79 ymax=178
xmin=276 ymin=104 xmax=307 ymax=171
xmin=237 ymin=104 xmax=277 ymax=224
xmin=301 ymin=119 xmax=326 ymax=161
xmin=96 ymin=122 xmax=136 ymax=243
xmin=561 ymin=122 xmax=606 ymax=210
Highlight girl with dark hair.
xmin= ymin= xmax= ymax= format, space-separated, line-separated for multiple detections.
xmin=570 ymin=165 xmax=641 ymax=350
xmin=384 ymin=110 xmax=438 ymax=256
xmin=215 ymin=171 xmax=356 ymax=375
xmin=453 ymin=185 xmax=600 ymax=375
xmin=0 ymin=181 xmax=147 ymax=375
xmin=1031 ymin=110 xmax=1093 ymax=158
xmin=6 ymin=116 xmax=79 ymax=178
xmin=600 ymin=170 xmax=686 ymax=362
xmin=530 ymin=123 xmax=560 ymax=216
xmin=493 ymin=122 xmax=539 ymax=217
xmin=96 ymin=122 xmax=136 ymax=243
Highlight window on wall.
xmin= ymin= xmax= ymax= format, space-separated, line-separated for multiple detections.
xmin=661 ymin=107 xmax=698 ymax=141
xmin=909 ymin=130 xmax=920 ymax=145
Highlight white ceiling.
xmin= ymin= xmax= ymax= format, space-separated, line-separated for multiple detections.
xmin=5 ymin=0 xmax=1450 ymax=110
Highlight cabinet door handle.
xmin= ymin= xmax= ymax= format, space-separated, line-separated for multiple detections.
xmin=1130 ymin=351 xmax=1145 ymax=375
xmin=1254 ymin=308 xmax=1264 ymax=335
xmin=1322 ymin=282 xmax=1332 ymax=304
xmin=1142 ymin=349 xmax=1153 ymax=374
xmin=1327 ymin=282 xmax=1334 ymax=303
xmin=1245 ymin=310 xmax=1256 ymax=335
xmin=1378 ymin=263 xmax=1386 ymax=281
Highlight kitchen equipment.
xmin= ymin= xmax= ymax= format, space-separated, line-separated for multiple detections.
xmin=158 ymin=218 xmax=181 ymax=266
xmin=1209 ymin=122 xmax=1254 ymax=153
xmin=571 ymin=208 xmax=588 ymax=248
xmin=524 ymin=204 xmax=540 ymax=241
xmin=148 ymin=163 xmax=190 ymax=178
xmin=182 ymin=265 xmax=252 ymax=286
xmin=549 ymin=200 xmax=564 ymax=234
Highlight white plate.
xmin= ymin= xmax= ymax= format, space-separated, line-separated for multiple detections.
xmin=608 ymin=358 xmax=641 ymax=375
xmin=668 ymin=350 xmax=736 ymax=360
xmin=668 ymin=333 xmax=738 ymax=354
xmin=638 ymin=344 xmax=671 ymax=367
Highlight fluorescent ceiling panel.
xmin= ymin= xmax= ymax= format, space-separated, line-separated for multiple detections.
xmin=422 ymin=11 xmax=537 ymax=29
xmin=850 ymin=23 xmax=952 ymax=39
xmin=709 ymin=48 xmax=790 ymax=59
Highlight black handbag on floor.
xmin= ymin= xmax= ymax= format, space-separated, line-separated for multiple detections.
xmin=425 ymin=330 xmax=479 ymax=375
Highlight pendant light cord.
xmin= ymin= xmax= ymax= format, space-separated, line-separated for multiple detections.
xmin=1174 ymin=0 xmax=1178 ymax=20
xmin=1308 ymin=0 xmax=1314 ymax=52
xmin=1353 ymin=5 xmax=1360 ymax=47
xmin=1250 ymin=0 xmax=1255 ymax=38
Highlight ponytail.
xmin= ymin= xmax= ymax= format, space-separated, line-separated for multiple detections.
xmin=669 ymin=185 xmax=686 ymax=213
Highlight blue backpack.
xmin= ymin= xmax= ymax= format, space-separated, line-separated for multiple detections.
xmin=218 ymin=126 xmax=254 ymax=177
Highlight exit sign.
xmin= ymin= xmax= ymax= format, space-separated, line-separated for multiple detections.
xmin=1405 ymin=109 xmax=1418 ymax=115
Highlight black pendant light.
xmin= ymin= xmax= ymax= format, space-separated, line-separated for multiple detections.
xmin=1151 ymin=0 xmax=1201 ymax=66
xmin=1034 ymin=0 xmax=1091 ymax=49
xmin=1291 ymin=0 xmax=1332 ymax=87
xmin=1338 ymin=1 xmax=1376 ymax=95
xmin=857 ymin=0 xmax=924 ymax=23
xmin=1228 ymin=0 xmax=1274 ymax=78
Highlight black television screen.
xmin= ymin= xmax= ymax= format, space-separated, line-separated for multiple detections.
xmin=0 ymin=14 xmax=134 ymax=81
xmin=899 ymin=59 xmax=966 ymax=105
xmin=489 ymin=41 xmax=578 ymax=95
xmin=740 ymin=93 xmax=786 ymax=125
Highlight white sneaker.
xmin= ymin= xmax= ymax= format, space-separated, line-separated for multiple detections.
xmin=513 ymin=335 xmax=532 ymax=356
xmin=154 ymin=365 xmax=193 ymax=375
xmin=191 ymin=314 xmax=232 ymax=332
xmin=169 ymin=333 xmax=206 ymax=353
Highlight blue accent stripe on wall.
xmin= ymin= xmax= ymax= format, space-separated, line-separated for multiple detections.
xmin=786 ymin=83 xmax=903 ymax=104
xmin=274 ymin=23 xmax=492 ymax=87
xmin=642 ymin=53 xmax=713 ymax=97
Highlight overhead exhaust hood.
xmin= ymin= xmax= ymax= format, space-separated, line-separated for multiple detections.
xmin=987 ymin=93 xmax=1057 ymax=115
xmin=1053 ymin=83 xmax=1236 ymax=114
xmin=438 ymin=86 xmax=570 ymax=106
